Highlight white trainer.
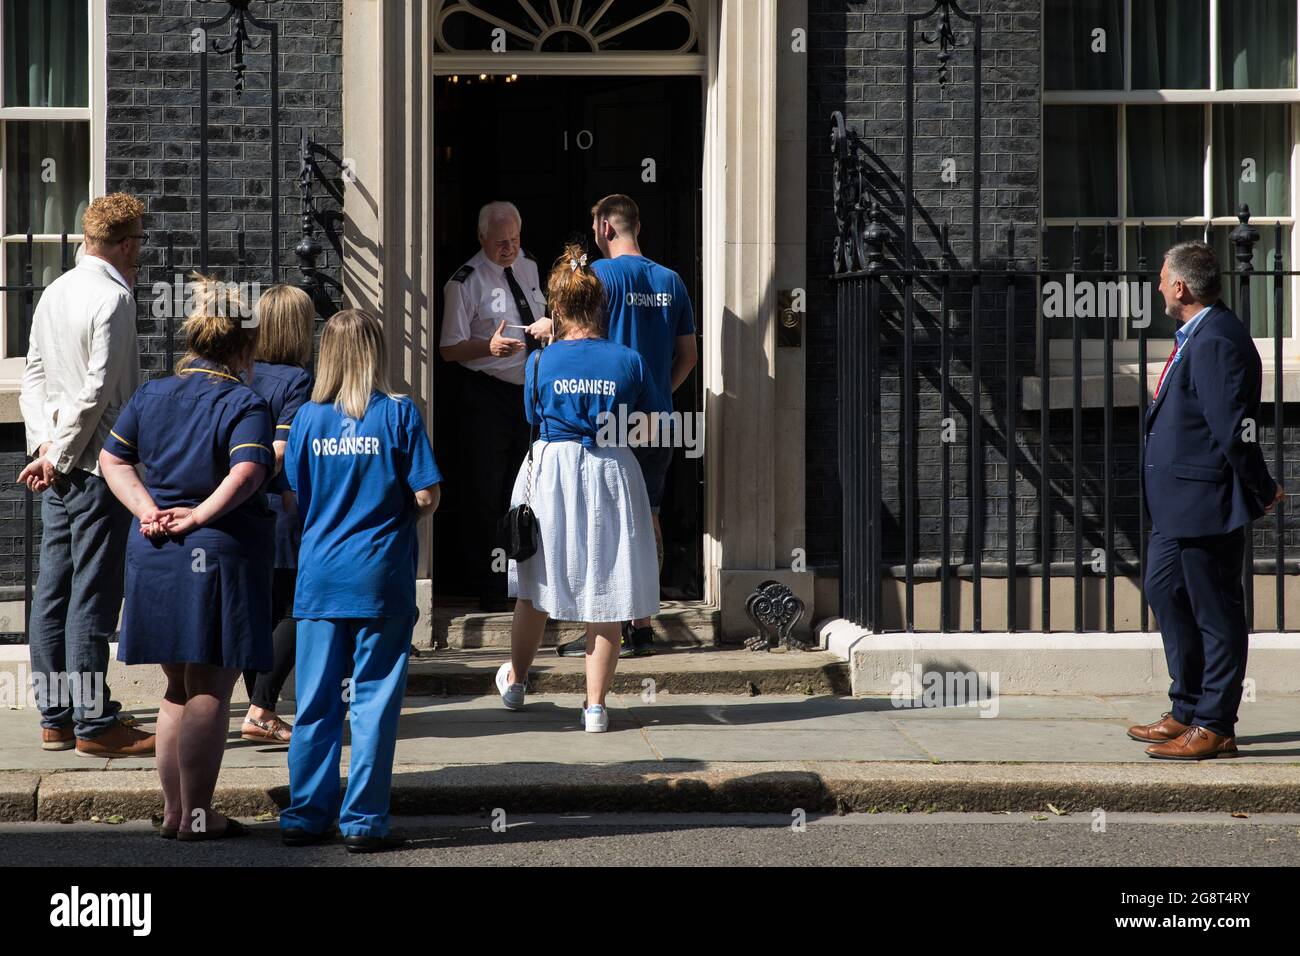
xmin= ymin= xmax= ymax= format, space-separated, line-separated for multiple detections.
xmin=495 ymin=661 xmax=526 ymax=711
xmin=583 ymin=704 xmax=609 ymax=733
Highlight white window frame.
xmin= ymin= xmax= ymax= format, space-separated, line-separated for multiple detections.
xmin=0 ymin=0 xmax=105 ymax=380
xmin=1038 ymin=0 xmax=1300 ymax=376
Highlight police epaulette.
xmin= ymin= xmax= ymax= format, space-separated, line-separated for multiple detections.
xmin=452 ymin=264 xmax=474 ymax=283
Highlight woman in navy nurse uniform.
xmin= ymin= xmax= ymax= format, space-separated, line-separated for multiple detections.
xmin=241 ymin=284 xmax=315 ymax=743
xmin=100 ymin=276 xmax=274 ymax=841
xmin=279 ymin=309 xmax=442 ymax=854
xmin=496 ymin=243 xmax=660 ymax=733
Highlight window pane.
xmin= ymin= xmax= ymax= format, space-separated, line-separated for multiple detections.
xmin=1126 ymin=105 xmax=1204 ymax=217
xmin=1213 ymin=224 xmax=1292 ymax=337
xmin=1213 ymin=105 xmax=1291 ymax=218
xmin=5 ymin=241 xmax=72 ymax=357
xmin=1124 ymin=225 xmax=1178 ymax=337
xmin=1219 ymin=0 xmax=1297 ymax=89
xmin=1043 ymin=225 xmax=1117 ymax=338
xmin=1045 ymin=0 xmax=1124 ymax=90
xmin=3 ymin=0 xmax=89 ymax=108
xmin=4 ymin=121 xmax=90 ymax=235
xmin=1131 ymin=0 xmax=1210 ymax=88
xmin=1044 ymin=106 xmax=1119 ymax=217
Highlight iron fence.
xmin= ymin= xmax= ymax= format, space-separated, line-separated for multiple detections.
xmin=833 ymin=204 xmax=1299 ymax=633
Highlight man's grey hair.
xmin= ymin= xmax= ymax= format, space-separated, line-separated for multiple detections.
xmin=477 ymin=201 xmax=522 ymax=238
xmin=1164 ymin=240 xmax=1221 ymax=303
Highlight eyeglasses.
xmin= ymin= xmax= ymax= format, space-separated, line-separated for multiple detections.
xmin=120 ymin=233 xmax=148 ymax=244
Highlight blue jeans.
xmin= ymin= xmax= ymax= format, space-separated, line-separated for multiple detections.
xmin=282 ymin=616 xmax=414 ymax=838
xmin=27 ymin=470 xmax=129 ymax=738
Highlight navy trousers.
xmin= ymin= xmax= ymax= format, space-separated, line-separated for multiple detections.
xmin=1144 ymin=527 xmax=1249 ymax=736
xmin=27 ymin=470 xmax=128 ymax=738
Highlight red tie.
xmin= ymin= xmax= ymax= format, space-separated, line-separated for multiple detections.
xmin=1154 ymin=342 xmax=1179 ymax=398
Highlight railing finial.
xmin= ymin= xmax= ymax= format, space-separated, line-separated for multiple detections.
xmin=1230 ymin=203 xmax=1259 ymax=275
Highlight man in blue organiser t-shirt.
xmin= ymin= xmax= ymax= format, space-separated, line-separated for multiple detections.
xmin=588 ymin=193 xmax=697 ymax=657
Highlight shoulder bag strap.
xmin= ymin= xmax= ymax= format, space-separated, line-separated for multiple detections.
xmin=524 ymin=349 xmax=542 ymax=505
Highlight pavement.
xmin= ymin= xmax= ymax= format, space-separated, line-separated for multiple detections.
xmin=2 ymin=684 xmax=1298 ymax=820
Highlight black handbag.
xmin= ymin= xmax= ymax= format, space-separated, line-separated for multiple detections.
xmin=496 ymin=350 xmax=543 ymax=561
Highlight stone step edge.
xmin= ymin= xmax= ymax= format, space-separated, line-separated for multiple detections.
xmin=402 ymin=660 xmax=852 ymax=697
xmin=9 ymin=762 xmax=1300 ymax=822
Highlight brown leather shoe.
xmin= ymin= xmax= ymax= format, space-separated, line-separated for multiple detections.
xmin=75 ymin=722 xmax=156 ymax=759
xmin=41 ymin=726 xmax=75 ymax=751
xmin=1146 ymin=726 xmax=1238 ymax=760
xmin=1127 ymin=712 xmax=1189 ymax=742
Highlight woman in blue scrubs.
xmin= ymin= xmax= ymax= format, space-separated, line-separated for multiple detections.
xmin=279 ymin=309 xmax=442 ymax=854
xmin=100 ymin=276 xmax=274 ymax=841
xmin=242 ymin=285 xmax=315 ymax=743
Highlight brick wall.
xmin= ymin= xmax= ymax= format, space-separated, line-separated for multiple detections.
xmin=805 ymin=0 xmax=1298 ymax=589
xmin=807 ymin=0 xmax=1043 ymax=572
xmin=0 ymin=0 xmax=342 ymax=600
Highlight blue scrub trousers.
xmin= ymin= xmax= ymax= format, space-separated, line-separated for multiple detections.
xmin=281 ymin=616 xmax=414 ymax=837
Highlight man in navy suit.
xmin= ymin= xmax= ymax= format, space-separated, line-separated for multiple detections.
xmin=1130 ymin=241 xmax=1283 ymax=760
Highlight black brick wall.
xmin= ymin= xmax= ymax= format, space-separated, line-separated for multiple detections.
xmin=0 ymin=0 xmax=342 ymax=598
xmin=806 ymin=0 xmax=1298 ymax=587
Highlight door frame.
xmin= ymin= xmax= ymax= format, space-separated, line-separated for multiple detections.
xmin=342 ymin=0 xmax=792 ymax=627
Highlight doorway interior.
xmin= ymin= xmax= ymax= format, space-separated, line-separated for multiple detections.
xmin=431 ymin=73 xmax=704 ymax=604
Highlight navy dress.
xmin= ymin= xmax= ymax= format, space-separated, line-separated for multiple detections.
xmin=249 ymin=360 xmax=313 ymax=571
xmin=105 ymin=358 xmax=276 ymax=669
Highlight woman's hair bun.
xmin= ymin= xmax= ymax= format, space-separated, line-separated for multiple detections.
xmin=176 ymin=271 xmax=258 ymax=373
xmin=546 ymin=242 xmax=605 ymax=337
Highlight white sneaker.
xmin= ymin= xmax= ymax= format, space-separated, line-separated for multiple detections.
xmin=583 ymin=704 xmax=609 ymax=733
xmin=495 ymin=661 xmax=526 ymax=711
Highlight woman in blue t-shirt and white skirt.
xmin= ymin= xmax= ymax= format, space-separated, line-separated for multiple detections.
xmin=496 ymin=243 xmax=660 ymax=732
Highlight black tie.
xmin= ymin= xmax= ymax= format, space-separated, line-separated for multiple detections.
xmin=503 ymin=265 xmax=540 ymax=354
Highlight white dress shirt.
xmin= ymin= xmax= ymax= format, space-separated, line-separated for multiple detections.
xmin=440 ymin=249 xmax=545 ymax=386
xmin=19 ymin=255 xmax=140 ymax=476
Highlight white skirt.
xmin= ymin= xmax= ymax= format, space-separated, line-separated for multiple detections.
xmin=507 ymin=440 xmax=660 ymax=623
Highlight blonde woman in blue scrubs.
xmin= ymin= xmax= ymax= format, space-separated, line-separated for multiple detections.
xmin=279 ymin=310 xmax=442 ymax=854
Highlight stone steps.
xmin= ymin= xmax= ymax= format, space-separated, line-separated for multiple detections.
xmin=404 ymin=646 xmax=851 ymax=697
xmin=427 ymin=601 xmax=719 ymax=650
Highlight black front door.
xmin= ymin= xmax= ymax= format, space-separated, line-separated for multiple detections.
xmin=432 ymin=73 xmax=704 ymax=603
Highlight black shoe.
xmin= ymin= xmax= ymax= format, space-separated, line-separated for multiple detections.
xmin=343 ymin=833 xmax=408 ymax=854
xmin=282 ymin=826 xmax=334 ymax=847
xmin=623 ymin=622 xmax=656 ymax=658
xmin=556 ymin=635 xmax=586 ymax=657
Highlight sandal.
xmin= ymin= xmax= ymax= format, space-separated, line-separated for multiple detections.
xmin=241 ymin=715 xmax=293 ymax=744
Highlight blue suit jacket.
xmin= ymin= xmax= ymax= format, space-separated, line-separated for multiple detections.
xmin=1143 ymin=303 xmax=1277 ymax=538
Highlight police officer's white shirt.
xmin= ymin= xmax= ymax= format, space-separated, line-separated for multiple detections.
xmin=440 ymin=249 xmax=545 ymax=387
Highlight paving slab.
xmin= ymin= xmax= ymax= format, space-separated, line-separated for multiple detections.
xmin=645 ymin=728 xmax=928 ymax=762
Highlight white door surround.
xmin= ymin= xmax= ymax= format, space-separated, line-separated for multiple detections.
xmin=340 ymin=0 xmax=806 ymax=636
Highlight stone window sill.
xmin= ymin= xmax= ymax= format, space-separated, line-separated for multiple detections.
xmin=1021 ymin=362 xmax=1300 ymax=410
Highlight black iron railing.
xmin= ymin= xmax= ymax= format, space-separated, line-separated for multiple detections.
xmin=833 ymin=203 xmax=1299 ymax=634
